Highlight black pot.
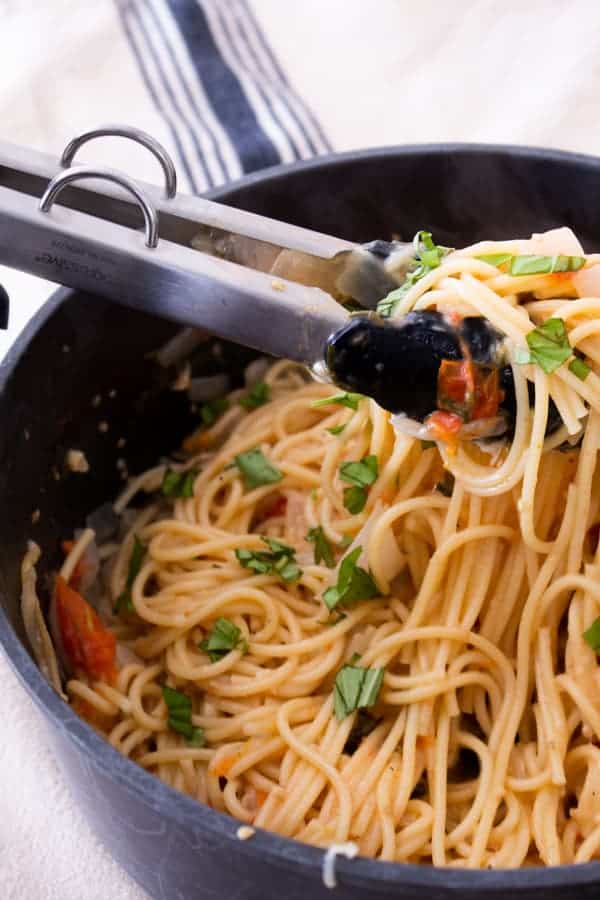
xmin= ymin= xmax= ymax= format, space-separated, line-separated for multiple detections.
xmin=2 ymin=145 xmax=600 ymax=899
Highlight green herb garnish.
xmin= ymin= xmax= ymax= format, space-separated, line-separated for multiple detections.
xmin=569 ymin=357 xmax=591 ymax=381
xmin=200 ymin=617 xmax=248 ymax=662
xmin=114 ymin=536 xmax=145 ymax=614
xmin=162 ymin=467 xmax=199 ymax=498
xmin=312 ymin=392 xmax=364 ymax=411
xmin=200 ymin=397 xmax=229 ymax=427
xmin=234 ymin=448 xmax=283 ymax=490
xmin=343 ymin=709 xmax=379 ymax=754
xmin=306 ymin=525 xmax=335 ymax=567
xmin=377 ymin=231 xmax=452 ymax=318
xmin=327 ymin=424 xmax=346 ymax=436
xmin=583 ymin=616 xmax=600 ymax=651
xmin=236 ymin=536 xmax=301 ymax=583
xmin=239 ymin=381 xmax=270 ymax=410
xmin=340 ymin=455 xmax=378 ymax=514
xmin=421 ymin=440 xmax=436 ymax=450
xmin=333 ymin=658 xmax=385 ymax=720
xmin=522 ymin=318 xmax=572 ymax=375
xmin=476 ymin=253 xmax=585 ymax=276
xmin=162 ymin=685 xmax=205 ymax=745
xmin=323 ymin=546 xmax=380 ymax=610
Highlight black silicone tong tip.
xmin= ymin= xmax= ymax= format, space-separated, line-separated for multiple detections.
xmin=325 ymin=311 xmax=511 ymax=426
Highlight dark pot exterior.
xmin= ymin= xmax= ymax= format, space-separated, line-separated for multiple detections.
xmin=3 ymin=145 xmax=600 ymax=899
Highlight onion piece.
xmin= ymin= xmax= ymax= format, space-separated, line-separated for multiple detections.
xmin=188 ymin=373 xmax=230 ymax=403
xmin=574 ymin=263 xmax=600 ymax=299
xmin=86 ymin=501 xmax=120 ymax=543
xmin=244 ymin=357 xmax=270 ymax=388
xmin=155 ymin=327 xmax=209 ymax=368
xmin=21 ymin=542 xmax=66 ymax=699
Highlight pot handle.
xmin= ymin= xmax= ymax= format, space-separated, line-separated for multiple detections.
xmin=39 ymin=166 xmax=160 ymax=249
xmin=60 ymin=125 xmax=177 ymax=199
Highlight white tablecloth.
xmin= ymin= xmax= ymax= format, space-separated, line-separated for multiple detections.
xmin=2 ymin=1 xmax=600 ymax=896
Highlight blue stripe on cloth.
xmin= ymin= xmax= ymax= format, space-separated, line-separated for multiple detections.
xmin=164 ymin=0 xmax=281 ymax=173
xmin=145 ymin=0 xmax=233 ymax=185
xmin=128 ymin=0 xmax=214 ymax=190
xmin=238 ymin=0 xmax=332 ymax=154
xmin=114 ymin=0 xmax=201 ymax=193
xmin=212 ymin=2 xmax=301 ymax=163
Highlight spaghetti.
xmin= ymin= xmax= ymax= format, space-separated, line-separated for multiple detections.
xmin=22 ymin=226 xmax=600 ymax=868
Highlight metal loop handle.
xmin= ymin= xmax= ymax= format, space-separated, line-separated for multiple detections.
xmin=60 ymin=125 xmax=177 ymax=199
xmin=39 ymin=166 xmax=159 ymax=249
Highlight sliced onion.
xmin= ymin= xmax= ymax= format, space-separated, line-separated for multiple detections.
xmin=21 ymin=542 xmax=66 ymax=698
xmin=530 ymin=226 xmax=584 ymax=257
xmin=574 ymin=263 xmax=600 ymax=298
xmin=244 ymin=357 xmax=270 ymax=388
xmin=155 ymin=327 xmax=210 ymax=368
xmin=188 ymin=373 xmax=230 ymax=402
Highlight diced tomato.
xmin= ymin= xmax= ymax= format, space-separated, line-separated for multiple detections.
xmin=438 ymin=358 xmax=503 ymax=423
xmin=262 ymin=495 xmax=287 ymax=519
xmin=427 ymin=410 xmax=463 ymax=448
xmin=55 ymin=575 xmax=117 ymax=682
xmin=471 ymin=367 xmax=503 ymax=420
xmin=61 ymin=540 xmax=86 ymax=590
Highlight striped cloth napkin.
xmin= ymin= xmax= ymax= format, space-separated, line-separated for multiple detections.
xmin=0 ymin=1 xmax=598 ymax=897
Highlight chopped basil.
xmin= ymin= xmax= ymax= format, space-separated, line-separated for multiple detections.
xmin=476 ymin=253 xmax=585 ymax=276
xmin=236 ymin=536 xmax=301 ymax=583
xmin=340 ymin=455 xmax=378 ymax=487
xmin=476 ymin=252 xmax=514 ymax=267
xmin=114 ymin=535 xmax=145 ymax=614
xmin=333 ymin=659 xmax=385 ymax=720
xmin=306 ymin=525 xmax=335 ymax=567
xmin=200 ymin=617 xmax=248 ymax=662
xmin=312 ymin=392 xmax=364 ymax=411
xmin=343 ymin=709 xmax=379 ymax=754
xmin=524 ymin=318 xmax=572 ymax=375
xmin=323 ymin=546 xmax=380 ymax=610
xmin=234 ymin=448 xmax=283 ymax=489
xmin=239 ymin=381 xmax=270 ymax=410
xmin=569 ymin=357 xmax=591 ymax=381
xmin=377 ymin=231 xmax=452 ymax=318
xmin=327 ymin=424 xmax=346 ymax=436
xmin=340 ymin=455 xmax=378 ymax=514
xmin=162 ymin=685 xmax=205 ymax=745
xmin=339 ymin=534 xmax=353 ymax=548
xmin=162 ymin=467 xmax=199 ymax=498
xmin=343 ymin=485 xmax=368 ymax=514
xmin=583 ymin=616 xmax=600 ymax=651
xmin=436 ymin=472 xmax=455 ymax=497
xmin=200 ymin=396 xmax=229 ymax=427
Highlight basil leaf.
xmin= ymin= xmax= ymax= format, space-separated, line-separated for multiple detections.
xmin=377 ymin=231 xmax=452 ymax=318
xmin=525 ymin=318 xmax=572 ymax=374
xmin=312 ymin=392 xmax=364 ymax=411
xmin=306 ymin=525 xmax=335 ymax=567
xmin=420 ymin=440 xmax=436 ymax=450
xmin=333 ymin=661 xmax=385 ymax=720
xmin=583 ymin=616 xmax=600 ymax=651
xmin=327 ymin=424 xmax=346 ymax=435
xmin=343 ymin=710 xmax=379 ymax=754
xmin=236 ymin=536 xmax=302 ymax=583
xmin=339 ymin=455 xmax=378 ymax=487
xmin=162 ymin=685 xmax=205 ymax=745
xmin=239 ymin=381 xmax=270 ymax=410
xmin=323 ymin=546 xmax=380 ymax=610
xmin=200 ymin=617 xmax=248 ymax=662
xmin=162 ymin=467 xmax=199 ymax=498
xmin=476 ymin=253 xmax=514 ymax=267
xmin=510 ymin=254 xmax=585 ymax=276
xmin=114 ymin=535 xmax=145 ymax=614
xmin=235 ymin=448 xmax=283 ymax=489
xmin=343 ymin=485 xmax=367 ymax=514
xmin=200 ymin=397 xmax=229 ymax=427
xmin=569 ymin=357 xmax=591 ymax=381
xmin=339 ymin=535 xmax=353 ymax=548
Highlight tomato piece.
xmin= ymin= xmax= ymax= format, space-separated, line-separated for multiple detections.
xmin=427 ymin=410 xmax=463 ymax=446
xmin=471 ymin=367 xmax=503 ymax=420
xmin=55 ymin=575 xmax=116 ymax=682
xmin=438 ymin=359 xmax=475 ymax=417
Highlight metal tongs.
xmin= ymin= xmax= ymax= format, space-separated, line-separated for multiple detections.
xmin=0 ymin=126 xmax=429 ymax=410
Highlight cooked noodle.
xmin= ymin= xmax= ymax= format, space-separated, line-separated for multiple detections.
xmin=26 ymin=227 xmax=600 ymax=868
